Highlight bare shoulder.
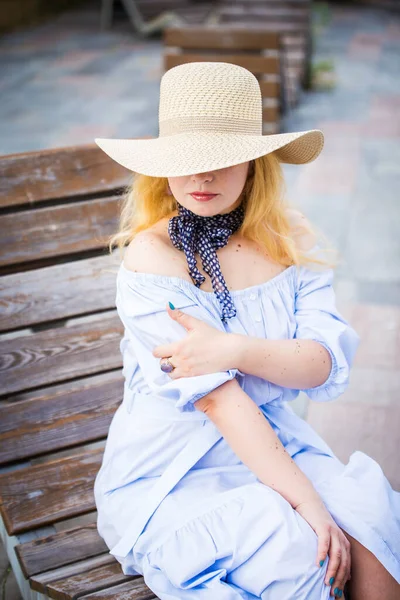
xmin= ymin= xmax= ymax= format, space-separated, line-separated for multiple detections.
xmin=123 ymin=220 xmax=187 ymax=278
xmin=286 ymin=208 xmax=317 ymax=252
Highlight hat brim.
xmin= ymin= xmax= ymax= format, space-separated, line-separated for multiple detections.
xmin=94 ymin=129 xmax=324 ymax=178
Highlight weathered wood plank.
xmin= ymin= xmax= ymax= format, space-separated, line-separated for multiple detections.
xmin=0 ymin=448 xmax=103 ymax=535
xmin=2 ymin=370 xmax=120 ymax=404
xmin=80 ymin=580 xmax=157 ymax=600
xmin=0 ymin=144 xmax=130 ymax=209
xmin=0 ymin=374 xmax=123 ymax=464
xmin=214 ymin=18 xmax=306 ymax=32
xmin=217 ymin=5 xmax=309 ymax=21
xmin=0 ymin=313 xmax=123 ymax=397
xmin=164 ymin=26 xmax=280 ymax=50
xmin=0 ymin=254 xmax=121 ymax=332
xmin=262 ymin=105 xmax=280 ymax=123
xmin=259 ymin=80 xmax=280 ymax=97
xmin=37 ymin=561 xmax=138 ymax=600
xmin=30 ymin=554 xmax=117 ymax=593
xmin=0 ymin=196 xmax=121 ymax=268
xmin=15 ymin=522 xmax=107 ymax=578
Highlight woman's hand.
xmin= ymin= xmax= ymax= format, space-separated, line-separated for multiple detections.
xmin=152 ymin=304 xmax=237 ymax=378
xmin=295 ymin=498 xmax=351 ymax=598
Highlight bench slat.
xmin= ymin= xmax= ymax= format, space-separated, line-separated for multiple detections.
xmin=0 ymin=196 xmax=120 ymax=269
xmin=33 ymin=559 xmax=136 ymax=600
xmin=164 ymin=26 xmax=280 ymax=49
xmin=15 ymin=522 xmax=106 ymax=578
xmin=0 ymin=254 xmax=119 ymax=332
xmin=0 ymin=145 xmax=130 ymax=209
xmin=80 ymin=580 xmax=157 ymax=600
xmin=0 ymin=313 xmax=123 ymax=397
xmin=218 ymin=6 xmax=308 ymax=21
xmin=30 ymin=554 xmax=118 ymax=593
xmin=259 ymin=81 xmax=280 ymax=97
xmin=0 ymin=373 xmax=123 ymax=465
xmin=215 ymin=18 xmax=306 ymax=32
xmin=0 ymin=448 xmax=102 ymax=535
xmin=47 ymin=566 xmax=139 ymax=600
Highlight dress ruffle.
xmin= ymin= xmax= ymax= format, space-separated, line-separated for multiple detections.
xmin=138 ymin=484 xmax=332 ymax=599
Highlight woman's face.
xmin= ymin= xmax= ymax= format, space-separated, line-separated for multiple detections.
xmin=168 ymin=161 xmax=251 ymax=216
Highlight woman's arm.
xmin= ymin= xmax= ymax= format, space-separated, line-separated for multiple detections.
xmin=195 ymin=377 xmax=320 ymax=508
xmin=229 ymin=335 xmax=332 ymax=390
xmin=196 ymin=378 xmax=352 ymax=594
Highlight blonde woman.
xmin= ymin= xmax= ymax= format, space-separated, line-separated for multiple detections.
xmin=94 ymin=62 xmax=400 ymax=600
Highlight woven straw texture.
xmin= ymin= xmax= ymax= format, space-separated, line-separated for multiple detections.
xmin=95 ymin=62 xmax=324 ymax=177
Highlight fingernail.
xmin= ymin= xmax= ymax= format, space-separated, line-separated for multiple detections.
xmin=329 ymin=577 xmax=335 ymax=585
xmin=337 ymin=591 xmax=342 ymax=598
xmin=168 ymin=302 xmax=175 ymax=310
xmin=319 ymin=559 xmax=324 ymax=567
xmin=334 ymin=588 xmax=339 ymax=595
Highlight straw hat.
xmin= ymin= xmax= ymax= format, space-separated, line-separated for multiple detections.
xmin=95 ymin=62 xmax=324 ymax=178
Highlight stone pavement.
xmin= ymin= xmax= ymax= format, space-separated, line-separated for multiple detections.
xmin=0 ymin=1 xmax=399 ymax=598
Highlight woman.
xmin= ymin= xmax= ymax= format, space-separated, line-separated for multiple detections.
xmin=94 ymin=62 xmax=400 ymax=599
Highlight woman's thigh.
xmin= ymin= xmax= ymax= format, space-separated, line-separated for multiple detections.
xmin=143 ymin=482 xmax=330 ymax=600
xmin=226 ymin=483 xmax=331 ymax=599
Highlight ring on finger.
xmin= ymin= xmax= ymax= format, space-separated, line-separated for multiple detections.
xmin=160 ymin=357 xmax=175 ymax=373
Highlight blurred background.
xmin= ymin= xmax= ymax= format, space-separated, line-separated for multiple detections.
xmin=0 ymin=1 xmax=399 ymax=598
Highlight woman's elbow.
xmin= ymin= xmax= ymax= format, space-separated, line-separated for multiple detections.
xmin=194 ymin=378 xmax=241 ymax=414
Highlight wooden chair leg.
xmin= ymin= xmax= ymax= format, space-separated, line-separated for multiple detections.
xmin=302 ymin=27 xmax=313 ymax=90
xmin=100 ymin=0 xmax=115 ymax=30
xmin=119 ymin=0 xmax=146 ymax=31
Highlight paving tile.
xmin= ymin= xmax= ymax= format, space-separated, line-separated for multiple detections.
xmin=346 ymin=192 xmax=400 ymax=282
xmin=295 ymin=153 xmax=360 ymax=195
xmin=349 ymin=303 xmax=400 ymax=370
xmin=348 ymin=32 xmax=385 ymax=61
xmin=306 ymin=401 xmax=400 ymax=490
xmin=386 ymin=21 xmax=400 ymax=41
xmin=340 ymin=365 xmax=400 ymax=406
xmin=356 ymin=280 xmax=400 ymax=305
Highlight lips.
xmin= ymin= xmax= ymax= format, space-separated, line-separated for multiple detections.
xmin=190 ymin=193 xmax=218 ymax=201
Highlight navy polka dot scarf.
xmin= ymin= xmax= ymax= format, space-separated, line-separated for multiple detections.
xmin=168 ymin=202 xmax=245 ymax=321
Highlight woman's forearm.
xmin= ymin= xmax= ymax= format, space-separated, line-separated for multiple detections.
xmin=230 ymin=334 xmax=332 ymax=390
xmin=196 ymin=379 xmax=321 ymax=509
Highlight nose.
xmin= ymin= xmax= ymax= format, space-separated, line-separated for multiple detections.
xmin=191 ymin=171 xmax=214 ymax=182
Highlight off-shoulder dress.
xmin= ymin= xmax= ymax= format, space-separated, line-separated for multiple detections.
xmin=94 ymin=259 xmax=400 ymax=599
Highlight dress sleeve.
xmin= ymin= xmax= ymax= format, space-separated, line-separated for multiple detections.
xmin=116 ymin=272 xmax=242 ymax=413
xmin=294 ymin=265 xmax=360 ymax=401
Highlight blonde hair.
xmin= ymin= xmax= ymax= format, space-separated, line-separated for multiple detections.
xmin=108 ymin=153 xmax=337 ymax=270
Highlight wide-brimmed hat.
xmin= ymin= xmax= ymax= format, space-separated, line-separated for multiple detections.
xmin=95 ymin=62 xmax=324 ymax=178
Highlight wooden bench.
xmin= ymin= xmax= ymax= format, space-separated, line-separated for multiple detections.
xmin=0 ymin=145 xmax=158 ymax=599
xmin=215 ymin=0 xmax=313 ymax=106
xmin=163 ymin=26 xmax=284 ymax=133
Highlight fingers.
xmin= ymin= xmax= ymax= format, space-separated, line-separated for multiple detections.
xmin=331 ymin=534 xmax=351 ymax=597
xmin=325 ymin=531 xmax=351 ymax=598
xmin=153 ymin=344 xmax=173 ymax=358
xmin=316 ymin=529 xmax=330 ymax=569
xmin=165 ymin=304 xmax=196 ymax=332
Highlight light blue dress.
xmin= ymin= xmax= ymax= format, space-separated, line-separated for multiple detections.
xmin=94 ymin=258 xmax=400 ymax=599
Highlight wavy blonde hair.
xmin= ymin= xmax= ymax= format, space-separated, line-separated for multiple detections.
xmin=108 ymin=153 xmax=337 ymax=270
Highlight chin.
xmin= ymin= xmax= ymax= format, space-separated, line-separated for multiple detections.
xmin=193 ymin=206 xmax=221 ymax=217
